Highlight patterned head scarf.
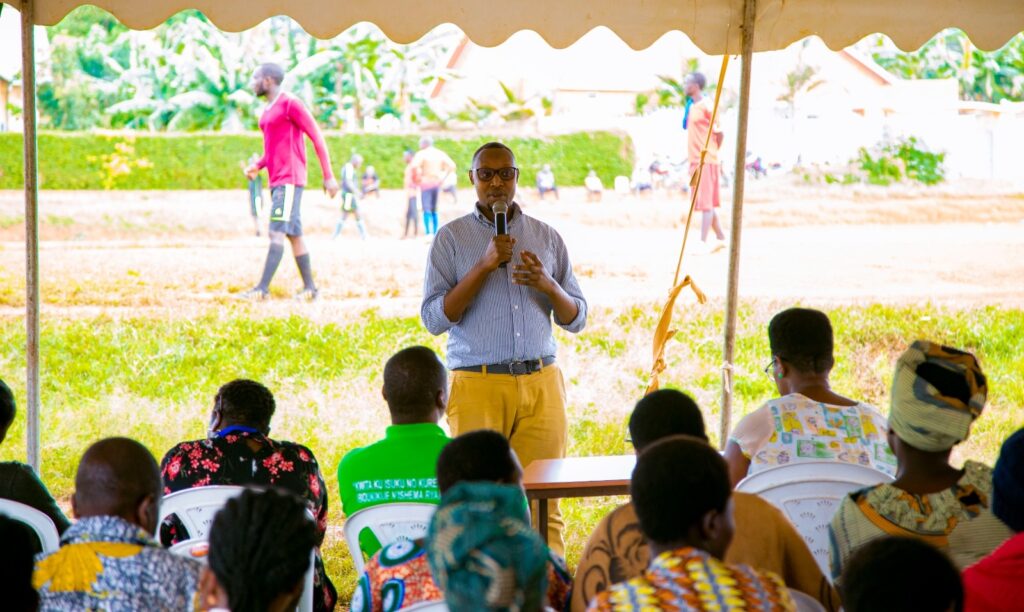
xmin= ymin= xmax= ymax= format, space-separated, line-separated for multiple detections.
xmin=993 ymin=428 xmax=1024 ymax=532
xmin=426 ymin=481 xmax=548 ymax=611
xmin=889 ymin=340 xmax=987 ymax=452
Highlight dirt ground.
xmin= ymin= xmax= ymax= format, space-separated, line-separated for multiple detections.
xmin=1 ymin=178 xmax=1022 ymax=319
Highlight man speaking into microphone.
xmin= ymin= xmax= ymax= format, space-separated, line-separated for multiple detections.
xmin=421 ymin=141 xmax=587 ymax=553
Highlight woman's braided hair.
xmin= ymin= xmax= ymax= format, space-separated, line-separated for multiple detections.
xmin=207 ymin=487 xmax=317 ymax=612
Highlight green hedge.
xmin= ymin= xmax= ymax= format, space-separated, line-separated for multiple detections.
xmin=0 ymin=131 xmax=633 ymax=190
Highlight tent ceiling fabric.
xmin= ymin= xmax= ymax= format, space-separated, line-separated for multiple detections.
xmin=7 ymin=0 xmax=1024 ymax=51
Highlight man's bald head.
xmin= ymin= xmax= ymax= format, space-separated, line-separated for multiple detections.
xmin=73 ymin=437 xmax=162 ymax=532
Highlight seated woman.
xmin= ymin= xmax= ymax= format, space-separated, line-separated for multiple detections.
xmin=201 ymin=488 xmax=317 ymax=612
xmin=160 ymin=379 xmax=336 ymax=611
xmin=0 ymin=378 xmax=71 ymax=549
xmin=724 ymin=308 xmax=895 ymax=486
xmin=351 ymin=430 xmax=570 ymax=612
xmin=829 ymin=341 xmax=1012 ymax=580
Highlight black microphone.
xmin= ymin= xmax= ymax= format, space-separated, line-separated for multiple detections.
xmin=493 ymin=201 xmax=509 ymax=268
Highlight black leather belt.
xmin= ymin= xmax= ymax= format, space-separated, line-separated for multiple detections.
xmin=454 ymin=356 xmax=556 ymax=376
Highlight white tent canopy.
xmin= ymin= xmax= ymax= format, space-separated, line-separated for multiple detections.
xmin=7 ymin=0 xmax=1024 ymax=470
xmin=7 ymin=0 xmax=1024 ymax=51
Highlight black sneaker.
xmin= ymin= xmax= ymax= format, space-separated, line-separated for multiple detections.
xmin=238 ymin=287 xmax=270 ymax=301
xmin=295 ymin=288 xmax=319 ymax=302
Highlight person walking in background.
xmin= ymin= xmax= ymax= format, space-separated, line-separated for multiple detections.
xmin=241 ymin=62 xmax=338 ymax=301
xmin=410 ymin=136 xmax=456 ymax=237
xmin=683 ymin=71 xmax=727 ymax=254
xmin=242 ymin=152 xmax=264 ymax=236
xmin=402 ymin=149 xmax=420 ymax=239
xmin=333 ymin=153 xmax=368 ymax=240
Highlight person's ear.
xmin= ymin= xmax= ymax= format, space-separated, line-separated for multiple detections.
xmin=71 ymin=491 xmax=81 ymax=519
xmin=381 ymin=385 xmax=388 ymax=403
xmin=468 ymin=170 xmax=476 ymax=186
xmin=137 ymin=493 xmax=159 ymax=535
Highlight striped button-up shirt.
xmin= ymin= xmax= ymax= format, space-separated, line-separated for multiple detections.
xmin=421 ymin=205 xmax=587 ymax=369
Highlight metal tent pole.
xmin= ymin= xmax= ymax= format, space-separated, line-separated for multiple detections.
xmin=21 ymin=0 xmax=41 ymax=472
xmin=720 ymin=0 xmax=757 ymax=450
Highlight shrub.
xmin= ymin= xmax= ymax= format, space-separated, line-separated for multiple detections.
xmin=0 ymin=131 xmax=633 ymax=190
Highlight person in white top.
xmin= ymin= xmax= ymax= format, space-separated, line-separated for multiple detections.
xmin=724 ymin=308 xmax=896 ymax=486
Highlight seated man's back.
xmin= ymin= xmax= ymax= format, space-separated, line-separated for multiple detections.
xmin=338 ymin=346 xmax=451 ymax=557
xmin=34 ymin=437 xmax=200 ymax=611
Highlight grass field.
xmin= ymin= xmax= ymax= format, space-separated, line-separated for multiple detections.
xmin=1 ymin=303 xmax=1021 ymax=602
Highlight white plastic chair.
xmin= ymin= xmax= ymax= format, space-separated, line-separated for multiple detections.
xmin=158 ymin=486 xmax=315 ymax=612
xmin=0 ymin=498 xmax=60 ymax=553
xmin=403 ymin=601 xmax=449 ymax=611
xmin=735 ymin=461 xmax=893 ymax=578
xmin=343 ymin=503 xmax=437 ymax=574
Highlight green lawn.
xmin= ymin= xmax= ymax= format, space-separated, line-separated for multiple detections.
xmin=1 ymin=303 xmax=1021 ymax=603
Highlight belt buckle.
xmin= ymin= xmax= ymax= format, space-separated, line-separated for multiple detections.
xmin=508 ymin=360 xmax=531 ymax=376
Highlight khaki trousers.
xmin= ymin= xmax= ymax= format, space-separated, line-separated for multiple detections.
xmin=447 ymin=363 xmax=568 ymax=555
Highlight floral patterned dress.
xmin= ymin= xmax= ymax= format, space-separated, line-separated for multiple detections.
xmin=160 ymin=430 xmax=336 ymax=611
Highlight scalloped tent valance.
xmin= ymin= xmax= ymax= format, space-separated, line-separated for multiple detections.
xmin=6 ymin=0 xmax=1024 ymax=51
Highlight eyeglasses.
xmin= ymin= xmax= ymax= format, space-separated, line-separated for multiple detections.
xmin=474 ymin=167 xmax=518 ymax=182
xmin=763 ymin=359 xmax=774 ymax=379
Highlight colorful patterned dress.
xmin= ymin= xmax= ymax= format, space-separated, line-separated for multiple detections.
xmin=586 ymin=546 xmax=795 ymax=611
xmin=159 ymin=430 xmax=336 ymax=611
xmin=829 ymin=460 xmax=1012 ymax=580
xmin=352 ymin=538 xmax=571 ymax=612
xmin=729 ymin=394 xmax=896 ymax=477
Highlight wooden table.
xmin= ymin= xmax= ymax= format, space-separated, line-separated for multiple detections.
xmin=522 ymin=455 xmax=636 ymax=544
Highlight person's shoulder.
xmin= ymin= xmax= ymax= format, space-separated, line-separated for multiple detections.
xmin=338 ymin=438 xmax=383 ymax=470
xmin=161 ymin=438 xmax=211 ymax=462
xmin=272 ymin=438 xmax=321 ymax=462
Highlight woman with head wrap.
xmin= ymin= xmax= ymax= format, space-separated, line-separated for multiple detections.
xmin=829 ymin=341 xmax=1012 ymax=582
xmin=962 ymin=427 xmax=1024 ymax=612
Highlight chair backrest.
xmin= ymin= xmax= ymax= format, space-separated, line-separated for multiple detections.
xmin=403 ymin=601 xmax=449 ymax=611
xmin=158 ymin=485 xmax=314 ymax=612
xmin=0 ymin=499 xmax=60 ymax=553
xmin=158 ymin=485 xmax=246 ymax=541
xmin=789 ymin=589 xmax=826 ymax=612
xmin=735 ymin=461 xmax=893 ymax=578
xmin=343 ymin=503 xmax=437 ymax=574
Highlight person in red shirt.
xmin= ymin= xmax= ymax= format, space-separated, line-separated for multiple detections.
xmin=683 ymin=71 xmax=726 ymax=254
xmin=963 ymin=427 xmax=1024 ymax=612
xmin=242 ymin=63 xmax=339 ymax=301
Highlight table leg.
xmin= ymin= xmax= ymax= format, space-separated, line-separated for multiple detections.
xmin=538 ymin=498 xmax=549 ymax=545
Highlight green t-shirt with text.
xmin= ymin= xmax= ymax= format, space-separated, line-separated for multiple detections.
xmin=337 ymin=423 xmax=450 ymax=557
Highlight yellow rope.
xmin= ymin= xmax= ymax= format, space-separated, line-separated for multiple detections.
xmin=647 ymin=54 xmax=731 ymax=394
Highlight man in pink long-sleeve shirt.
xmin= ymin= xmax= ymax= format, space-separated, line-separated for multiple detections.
xmin=242 ymin=63 xmax=339 ymax=301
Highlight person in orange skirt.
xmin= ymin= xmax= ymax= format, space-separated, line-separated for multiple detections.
xmin=683 ymin=71 xmax=726 ymax=254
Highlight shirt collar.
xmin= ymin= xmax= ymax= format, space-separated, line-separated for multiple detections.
xmin=62 ymin=516 xmax=156 ymax=548
xmin=472 ymin=202 xmax=522 ymax=228
xmin=385 ymin=423 xmax=447 ymax=438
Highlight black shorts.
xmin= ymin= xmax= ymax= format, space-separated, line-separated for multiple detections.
xmin=269 ymin=185 xmax=303 ymax=236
